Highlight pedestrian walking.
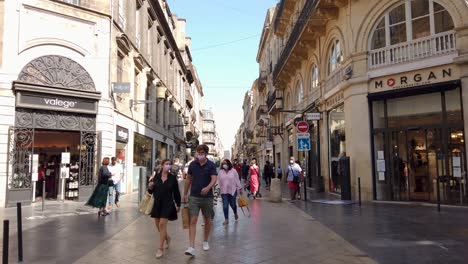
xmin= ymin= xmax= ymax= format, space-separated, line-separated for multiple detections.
xmin=171 ymin=157 xmax=182 ymax=179
xmin=182 ymin=144 xmax=217 ymax=257
xmin=233 ymin=159 xmax=242 ymax=181
xmin=249 ymin=158 xmax=260 ymax=199
xmin=263 ymin=161 xmax=273 ymax=189
xmin=148 ymin=159 xmax=181 ymax=259
xmin=242 ymin=159 xmax=249 ymax=182
xmin=86 ymin=157 xmax=114 ymax=216
xmin=108 ymin=157 xmax=123 ymax=210
xmin=286 ymin=157 xmax=303 ymax=200
xmin=218 ymin=159 xmax=242 ymax=226
xmin=276 ymin=165 xmax=283 ymax=180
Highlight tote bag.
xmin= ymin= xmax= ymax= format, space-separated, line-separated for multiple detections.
xmin=139 ymin=191 xmax=154 ymax=215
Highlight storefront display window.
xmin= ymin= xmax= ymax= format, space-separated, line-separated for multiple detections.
xmin=329 ymin=104 xmax=346 ymax=193
xmin=133 ymin=133 xmax=153 ymax=191
xmin=371 ymin=87 xmax=467 ymax=205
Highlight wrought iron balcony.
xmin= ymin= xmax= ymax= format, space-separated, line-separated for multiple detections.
xmin=185 ymin=87 xmax=194 ymax=109
xmin=259 ymin=71 xmax=267 ymax=91
xmin=256 ymin=105 xmax=268 ymax=122
xmin=273 ymin=0 xmax=318 ymax=82
xmin=266 ymin=89 xmax=284 ymax=113
xmin=369 ymin=31 xmax=456 ymax=69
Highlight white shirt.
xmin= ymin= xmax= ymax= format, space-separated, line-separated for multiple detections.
xmin=109 ymin=163 xmax=123 ymax=184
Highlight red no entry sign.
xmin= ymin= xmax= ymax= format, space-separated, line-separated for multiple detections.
xmin=296 ymin=121 xmax=309 ymax=133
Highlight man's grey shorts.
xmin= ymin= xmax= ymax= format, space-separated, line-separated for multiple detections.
xmin=188 ymin=196 xmax=213 ymax=218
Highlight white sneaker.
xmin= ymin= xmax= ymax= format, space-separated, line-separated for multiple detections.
xmin=202 ymin=241 xmax=210 ymax=251
xmin=185 ymin=247 xmax=196 ymax=256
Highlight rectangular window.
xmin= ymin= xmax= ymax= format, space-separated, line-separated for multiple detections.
xmin=61 ymin=0 xmax=80 ymax=5
xmin=117 ymin=54 xmax=124 ymax=82
xmin=386 ymin=92 xmax=442 ymax=128
xmin=118 ymin=0 xmax=125 ymax=29
xmin=136 ymin=10 xmax=141 ymax=49
xmin=134 ymin=70 xmax=139 ymax=110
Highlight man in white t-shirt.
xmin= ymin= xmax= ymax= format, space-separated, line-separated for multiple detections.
xmin=109 ymin=157 xmax=124 ymax=208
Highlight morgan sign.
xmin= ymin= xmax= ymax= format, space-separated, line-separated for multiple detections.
xmin=371 ymin=66 xmax=458 ymax=92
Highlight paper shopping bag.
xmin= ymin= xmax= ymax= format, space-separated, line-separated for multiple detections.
xmin=181 ymin=205 xmax=190 ymax=229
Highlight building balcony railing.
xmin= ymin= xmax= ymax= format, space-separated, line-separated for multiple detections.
xmin=368 ymin=30 xmax=456 ymax=69
xmin=185 ymin=87 xmax=194 ymax=109
xmin=266 ymin=89 xmax=284 ymax=113
xmin=273 ymin=0 xmax=318 ymax=82
xmin=256 ymin=105 xmax=268 ymax=123
xmin=259 ymin=71 xmax=267 ymax=91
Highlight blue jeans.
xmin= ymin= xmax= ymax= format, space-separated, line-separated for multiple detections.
xmin=108 ymin=186 xmax=114 ymax=206
xmin=114 ymin=181 xmax=121 ymax=204
xmin=221 ymin=193 xmax=237 ymax=220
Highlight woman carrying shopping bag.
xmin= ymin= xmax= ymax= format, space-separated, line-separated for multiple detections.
xmin=148 ymin=159 xmax=181 ymax=259
xmin=218 ymin=159 xmax=243 ymax=226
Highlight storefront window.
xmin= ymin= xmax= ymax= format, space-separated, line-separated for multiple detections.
xmin=386 ymin=92 xmax=442 ymax=128
xmin=329 ymin=104 xmax=346 ymax=193
xmin=372 ymin=101 xmax=385 ymax=129
xmin=445 ymin=88 xmax=462 ymax=124
xmin=133 ymin=133 xmax=153 ymax=191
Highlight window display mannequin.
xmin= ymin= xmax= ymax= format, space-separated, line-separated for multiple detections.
xmin=45 ymin=155 xmax=59 ymax=199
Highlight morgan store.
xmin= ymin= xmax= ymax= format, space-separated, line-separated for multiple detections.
xmin=370 ymin=70 xmax=466 ymax=206
xmin=7 ymin=83 xmax=100 ymax=206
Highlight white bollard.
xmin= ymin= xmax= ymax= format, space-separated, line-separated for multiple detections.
xmin=269 ymin=178 xmax=282 ymax=202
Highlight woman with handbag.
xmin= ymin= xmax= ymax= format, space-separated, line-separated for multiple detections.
xmin=86 ymin=157 xmax=114 ymax=216
xmin=218 ymin=159 xmax=243 ymax=226
xmin=148 ymin=159 xmax=181 ymax=259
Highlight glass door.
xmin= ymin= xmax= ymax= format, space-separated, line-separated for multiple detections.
xmin=407 ymin=129 xmax=430 ymax=201
xmin=447 ymin=129 xmax=467 ymax=205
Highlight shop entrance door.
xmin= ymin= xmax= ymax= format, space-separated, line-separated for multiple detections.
xmin=385 ymin=127 xmax=466 ymax=205
xmin=6 ymin=127 xmax=97 ymax=206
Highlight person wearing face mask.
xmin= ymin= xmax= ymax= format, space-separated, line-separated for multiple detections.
xmin=287 ymin=157 xmax=303 ymax=200
xmin=182 ymin=144 xmax=218 ymax=257
xmin=218 ymin=159 xmax=243 ymax=226
xmin=148 ymin=159 xmax=181 ymax=259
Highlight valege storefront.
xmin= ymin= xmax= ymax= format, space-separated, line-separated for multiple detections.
xmin=369 ymin=66 xmax=467 ymax=206
xmin=6 ymin=55 xmax=101 ymax=206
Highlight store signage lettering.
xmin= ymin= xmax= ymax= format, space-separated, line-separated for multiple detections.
xmin=17 ymin=92 xmax=98 ymax=114
xmin=374 ymin=68 xmax=453 ymax=90
xmin=44 ymin=98 xmax=77 ymax=109
xmin=116 ymin=126 xmax=129 ymax=143
xmin=326 ymin=92 xmax=344 ymax=109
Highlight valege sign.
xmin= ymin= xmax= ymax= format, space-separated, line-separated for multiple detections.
xmin=372 ymin=66 xmax=458 ymax=91
xmin=44 ymin=98 xmax=77 ymax=109
xmin=17 ymin=92 xmax=98 ymax=114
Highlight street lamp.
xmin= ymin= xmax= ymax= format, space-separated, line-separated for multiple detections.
xmin=168 ymin=116 xmax=190 ymax=129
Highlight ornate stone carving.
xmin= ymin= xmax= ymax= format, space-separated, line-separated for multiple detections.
xmin=15 ymin=110 xmax=96 ymax=131
xmin=58 ymin=114 xmax=80 ymax=130
xmin=34 ymin=112 xmax=58 ymax=128
xmin=15 ymin=110 xmax=33 ymax=127
xmin=17 ymin=55 xmax=96 ymax=92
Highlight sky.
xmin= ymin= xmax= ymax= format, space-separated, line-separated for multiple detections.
xmin=167 ymin=0 xmax=278 ymax=151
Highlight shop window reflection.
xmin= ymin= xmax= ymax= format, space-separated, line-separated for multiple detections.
xmin=329 ymin=105 xmax=345 ymax=193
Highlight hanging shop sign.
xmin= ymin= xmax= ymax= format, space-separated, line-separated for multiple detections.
xmin=371 ymin=66 xmax=459 ymax=92
xmin=16 ymin=92 xmax=98 ymax=114
xmin=325 ymin=92 xmax=344 ymax=110
xmin=116 ymin=126 xmax=129 ymax=143
xmin=112 ymin=82 xmax=131 ymax=93
xmin=306 ymin=112 xmax=321 ymax=120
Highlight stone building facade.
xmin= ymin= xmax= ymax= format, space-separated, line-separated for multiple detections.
xmin=235 ymin=0 xmax=468 ymax=206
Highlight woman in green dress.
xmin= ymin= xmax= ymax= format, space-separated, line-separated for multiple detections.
xmin=86 ymin=157 xmax=113 ymax=216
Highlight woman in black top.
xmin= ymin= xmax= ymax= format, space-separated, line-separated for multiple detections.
xmin=148 ymin=159 xmax=181 ymax=258
xmin=86 ymin=157 xmax=114 ymax=216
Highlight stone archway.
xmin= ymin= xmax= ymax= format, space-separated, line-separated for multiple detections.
xmin=17 ymin=55 xmax=95 ymax=91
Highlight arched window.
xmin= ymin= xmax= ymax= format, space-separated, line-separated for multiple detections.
xmin=370 ymin=0 xmax=454 ymax=50
xmin=310 ymin=65 xmax=319 ymax=93
xmin=296 ymin=80 xmax=303 ymax=103
xmin=328 ymin=39 xmax=342 ymax=75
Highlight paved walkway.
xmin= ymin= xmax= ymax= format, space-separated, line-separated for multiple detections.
xmin=73 ymin=196 xmax=376 ymax=264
